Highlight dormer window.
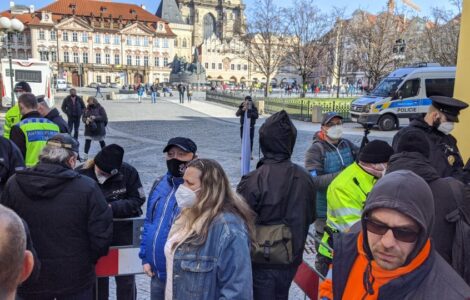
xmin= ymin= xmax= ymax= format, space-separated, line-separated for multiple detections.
xmin=100 ymin=6 xmax=107 ymax=13
xmin=130 ymin=9 xmax=136 ymax=14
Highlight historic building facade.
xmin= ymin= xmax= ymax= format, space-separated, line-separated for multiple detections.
xmin=156 ymin=0 xmax=300 ymax=87
xmin=1 ymin=0 xmax=176 ymax=86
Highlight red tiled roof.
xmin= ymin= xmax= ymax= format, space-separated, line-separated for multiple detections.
xmin=1 ymin=0 xmax=176 ymax=36
xmin=39 ymin=0 xmax=163 ymax=23
xmin=0 ymin=11 xmax=39 ymax=25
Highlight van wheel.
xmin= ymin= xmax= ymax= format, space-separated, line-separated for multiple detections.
xmin=378 ymin=115 xmax=397 ymax=131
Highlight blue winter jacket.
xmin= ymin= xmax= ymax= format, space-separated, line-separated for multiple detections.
xmin=139 ymin=173 xmax=183 ymax=281
xmin=171 ymin=212 xmax=252 ymax=300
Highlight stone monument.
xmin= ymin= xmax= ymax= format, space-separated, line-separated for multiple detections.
xmin=169 ymin=47 xmax=207 ymax=85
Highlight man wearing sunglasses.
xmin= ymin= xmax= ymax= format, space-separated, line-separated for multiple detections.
xmin=319 ymin=170 xmax=470 ymax=299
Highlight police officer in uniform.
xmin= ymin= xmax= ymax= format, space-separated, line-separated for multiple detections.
xmin=10 ymin=93 xmax=60 ymax=167
xmin=3 ymin=81 xmax=31 ymax=139
xmin=77 ymin=144 xmax=146 ymax=300
xmin=393 ymin=96 xmax=468 ymax=182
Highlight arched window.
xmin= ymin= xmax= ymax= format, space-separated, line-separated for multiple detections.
xmin=203 ymin=13 xmax=216 ymax=40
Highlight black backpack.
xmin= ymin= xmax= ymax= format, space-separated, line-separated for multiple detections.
xmin=445 ymin=179 xmax=470 ymax=285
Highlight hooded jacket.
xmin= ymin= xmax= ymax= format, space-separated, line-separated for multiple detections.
xmin=0 ymin=162 xmax=113 ymax=297
xmin=237 ymin=110 xmax=316 ymax=267
xmin=387 ymin=151 xmax=468 ymax=266
xmin=305 ymin=132 xmax=356 ymax=219
xmin=321 ymin=170 xmax=470 ymax=299
xmin=392 ymin=117 xmax=465 ymax=182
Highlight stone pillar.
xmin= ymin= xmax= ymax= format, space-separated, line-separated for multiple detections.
xmin=453 ymin=0 xmax=470 ymax=160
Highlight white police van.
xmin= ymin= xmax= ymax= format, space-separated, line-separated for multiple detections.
xmin=349 ymin=64 xmax=456 ymax=131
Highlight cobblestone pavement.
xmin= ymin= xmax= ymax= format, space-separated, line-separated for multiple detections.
xmin=3 ymin=93 xmax=395 ymax=299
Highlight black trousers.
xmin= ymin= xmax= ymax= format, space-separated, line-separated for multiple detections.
xmin=240 ymin=126 xmax=255 ymax=152
xmin=84 ymin=139 xmax=106 ymax=154
xmin=95 ymin=275 xmax=136 ymax=300
xmin=252 ymin=266 xmax=298 ymax=300
xmin=18 ymin=286 xmax=93 ymax=300
xmin=68 ymin=116 xmax=81 ymax=139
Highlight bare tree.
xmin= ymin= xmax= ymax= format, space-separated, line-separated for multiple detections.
xmin=324 ymin=7 xmax=349 ymax=98
xmin=242 ymin=0 xmax=287 ymax=97
xmin=422 ymin=0 xmax=461 ymax=66
xmin=348 ymin=10 xmax=408 ymax=88
xmin=283 ymin=0 xmax=329 ymax=97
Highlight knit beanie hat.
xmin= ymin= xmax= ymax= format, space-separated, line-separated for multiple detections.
xmin=396 ymin=130 xmax=430 ymax=159
xmin=359 ymin=140 xmax=394 ymax=163
xmin=94 ymin=144 xmax=124 ymax=175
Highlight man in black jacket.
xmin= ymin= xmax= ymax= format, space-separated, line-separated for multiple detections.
xmin=37 ymin=96 xmax=69 ymax=134
xmin=77 ymin=144 xmax=145 ymax=300
xmin=236 ymin=96 xmax=259 ymax=154
xmin=387 ymin=130 xmax=470 ymax=279
xmin=61 ymin=89 xmax=85 ymax=139
xmin=0 ymin=136 xmax=24 ymax=196
xmin=392 ymin=96 xmax=468 ymax=182
xmin=237 ymin=110 xmax=316 ymax=300
xmin=1 ymin=133 xmax=113 ymax=300
xmin=319 ymin=170 xmax=470 ymax=299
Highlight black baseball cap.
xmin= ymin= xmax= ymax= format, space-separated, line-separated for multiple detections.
xmin=47 ymin=134 xmax=79 ymax=153
xmin=430 ymin=96 xmax=468 ymax=122
xmin=163 ymin=137 xmax=197 ymax=154
xmin=36 ymin=95 xmax=46 ymax=103
xmin=14 ymin=81 xmax=32 ymax=93
xmin=321 ymin=112 xmax=343 ymax=125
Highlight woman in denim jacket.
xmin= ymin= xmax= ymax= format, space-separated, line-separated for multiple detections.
xmin=164 ymin=159 xmax=255 ymax=300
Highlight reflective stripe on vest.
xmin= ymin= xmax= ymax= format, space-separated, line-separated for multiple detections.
xmin=19 ymin=118 xmax=60 ymax=167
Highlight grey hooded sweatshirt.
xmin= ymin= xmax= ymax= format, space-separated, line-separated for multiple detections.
xmin=330 ymin=170 xmax=470 ymax=299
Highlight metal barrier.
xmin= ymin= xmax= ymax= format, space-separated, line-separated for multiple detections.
xmin=95 ymin=217 xmax=145 ymax=277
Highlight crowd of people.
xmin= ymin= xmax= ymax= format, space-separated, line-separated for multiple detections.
xmin=0 ymin=80 xmax=470 ymax=300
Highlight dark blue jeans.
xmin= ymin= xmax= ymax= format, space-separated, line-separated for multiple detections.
xmin=252 ymin=266 xmax=298 ymax=300
xmin=150 ymin=276 xmax=165 ymax=300
xmin=67 ymin=116 xmax=81 ymax=139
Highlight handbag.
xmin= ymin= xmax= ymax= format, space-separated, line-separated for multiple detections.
xmin=252 ymin=224 xmax=294 ymax=264
xmin=251 ymin=174 xmax=295 ymax=265
xmin=89 ymin=120 xmax=98 ymax=133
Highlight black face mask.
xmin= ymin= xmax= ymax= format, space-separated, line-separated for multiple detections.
xmin=166 ymin=158 xmax=188 ymax=178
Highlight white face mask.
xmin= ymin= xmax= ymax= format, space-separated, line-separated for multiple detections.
xmin=175 ymin=184 xmax=200 ymax=208
xmin=437 ymin=122 xmax=454 ymax=135
xmin=326 ymin=125 xmax=343 ymax=140
xmin=95 ymin=169 xmax=110 ymax=184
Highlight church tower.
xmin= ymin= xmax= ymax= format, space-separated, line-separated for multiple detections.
xmin=175 ymin=0 xmax=246 ymax=46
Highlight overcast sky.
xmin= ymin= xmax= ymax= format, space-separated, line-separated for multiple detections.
xmin=0 ymin=0 xmax=459 ymax=19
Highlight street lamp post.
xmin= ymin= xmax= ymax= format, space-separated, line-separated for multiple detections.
xmin=0 ymin=17 xmax=25 ymax=107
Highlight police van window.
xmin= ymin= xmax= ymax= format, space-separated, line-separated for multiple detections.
xmin=425 ymin=78 xmax=455 ymax=97
xmin=371 ymin=78 xmax=402 ymax=97
xmin=398 ymin=78 xmax=420 ymax=99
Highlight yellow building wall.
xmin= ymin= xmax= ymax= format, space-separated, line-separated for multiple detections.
xmin=454 ymin=0 xmax=470 ymax=161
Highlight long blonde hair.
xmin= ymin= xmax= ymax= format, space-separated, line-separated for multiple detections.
xmin=170 ymin=159 xmax=256 ymax=248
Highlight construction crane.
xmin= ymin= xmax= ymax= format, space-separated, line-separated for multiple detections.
xmin=388 ymin=0 xmax=421 ymax=13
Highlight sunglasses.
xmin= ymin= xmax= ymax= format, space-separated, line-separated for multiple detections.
xmin=365 ymin=217 xmax=420 ymax=243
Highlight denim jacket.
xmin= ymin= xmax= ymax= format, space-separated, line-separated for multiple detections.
xmin=171 ymin=212 xmax=253 ymax=300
